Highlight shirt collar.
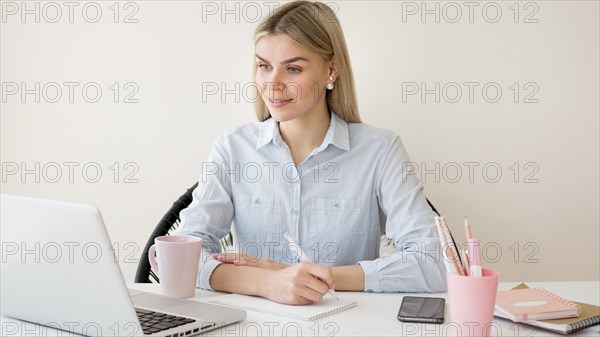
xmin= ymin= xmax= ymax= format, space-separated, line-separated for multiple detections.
xmin=321 ymin=109 xmax=350 ymax=151
xmin=255 ymin=108 xmax=350 ymax=152
xmin=256 ymin=117 xmax=279 ymax=149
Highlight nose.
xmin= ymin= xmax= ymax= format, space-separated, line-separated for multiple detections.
xmin=263 ymin=65 xmax=291 ymax=88
xmin=262 ymin=79 xmax=285 ymax=101
xmin=264 ymin=81 xmax=284 ymax=92
xmin=263 ymin=72 xmax=285 ymax=92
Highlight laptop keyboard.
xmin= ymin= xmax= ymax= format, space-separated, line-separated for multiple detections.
xmin=136 ymin=308 xmax=196 ymax=335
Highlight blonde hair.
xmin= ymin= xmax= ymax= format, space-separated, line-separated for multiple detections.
xmin=252 ymin=1 xmax=361 ymax=123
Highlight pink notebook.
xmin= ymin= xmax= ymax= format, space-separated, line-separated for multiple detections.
xmin=495 ymin=288 xmax=581 ymax=322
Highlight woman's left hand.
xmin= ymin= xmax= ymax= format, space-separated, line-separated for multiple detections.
xmin=212 ymin=253 xmax=288 ymax=270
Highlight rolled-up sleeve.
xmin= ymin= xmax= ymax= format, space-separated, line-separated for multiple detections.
xmin=358 ymin=133 xmax=447 ymax=293
xmin=171 ymin=134 xmax=234 ymax=291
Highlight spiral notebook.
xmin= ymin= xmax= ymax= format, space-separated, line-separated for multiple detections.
xmin=208 ymin=294 xmax=357 ymax=321
xmin=495 ymin=287 xmax=581 ymax=322
xmin=495 ymin=283 xmax=600 ymax=334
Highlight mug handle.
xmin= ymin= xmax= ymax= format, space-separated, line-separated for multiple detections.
xmin=148 ymin=244 xmax=158 ymax=275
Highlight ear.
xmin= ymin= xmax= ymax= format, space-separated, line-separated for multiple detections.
xmin=328 ymin=56 xmax=339 ymax=81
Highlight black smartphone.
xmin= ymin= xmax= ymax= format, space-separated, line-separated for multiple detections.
xmin=397 ymin=296 xmax=445 ymax=324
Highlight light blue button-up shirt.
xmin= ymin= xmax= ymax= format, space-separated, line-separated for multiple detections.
xmin=174 ymin=110 xmax=447 ymax=293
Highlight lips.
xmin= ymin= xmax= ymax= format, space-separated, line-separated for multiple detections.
xmin=268 ymin=98 xmax=293 ymax=108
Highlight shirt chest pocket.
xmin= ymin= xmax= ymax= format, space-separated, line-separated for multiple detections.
xmin=308 ymin=198 xmax=360 ymax=262
xmin=233 ymin=194 xmax=280 ymax=243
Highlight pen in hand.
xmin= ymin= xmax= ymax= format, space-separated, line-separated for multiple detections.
xmin=284 ymin=231 xmax=339 ymax=300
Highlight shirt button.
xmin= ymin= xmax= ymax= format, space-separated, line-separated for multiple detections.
xmin=254 ymin=198 xmax=261 ymax=205
xmin=292 ymin=209 xmax=299 ymax=215
xmin=333 ymin=201 xmax=340 ymax=208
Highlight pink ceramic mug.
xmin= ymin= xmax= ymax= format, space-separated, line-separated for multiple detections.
xmin=148 ymin=235 xmax=202 ymax=298
xmin=447 ymin=268 xmax=500 ymax=337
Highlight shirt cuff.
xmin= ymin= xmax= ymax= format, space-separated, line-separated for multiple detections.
xmin=197 ymin=250 xmax=223 ymax=291
xmin=358 ymin=260 xmax=380 ymax=293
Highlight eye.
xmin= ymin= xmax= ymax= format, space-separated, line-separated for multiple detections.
xmin=258 ymin=63 xmax=271 ymax=71
xmin=288 ymin=67 xmax=301 ymax=73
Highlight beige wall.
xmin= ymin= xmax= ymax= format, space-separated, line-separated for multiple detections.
xmin=1 ymin=1 xmax=598 ymax=283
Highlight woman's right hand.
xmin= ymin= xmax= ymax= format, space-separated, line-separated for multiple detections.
xmin=260 ymin=261 xmax=335 ymax=305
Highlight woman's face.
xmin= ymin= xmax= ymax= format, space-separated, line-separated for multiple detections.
xmin=255 ymin=33 xmax=335 ymax=124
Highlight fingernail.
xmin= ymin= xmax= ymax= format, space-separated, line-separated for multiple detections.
xmin=233 ymin=260 xmax=240 ymax=264
xmin=212 ymin=253 xmax=220 ymax=259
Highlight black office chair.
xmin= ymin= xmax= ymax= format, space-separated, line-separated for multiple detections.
xmin=423 ymin=199 xmax=463 ymax=266
xmin=134 ymin=184 xmax=450 ymax=283
xmin=134 ymin=183 xmax=232 ymax=283
xmin=426 ymin=199 xmax=440 ymax=217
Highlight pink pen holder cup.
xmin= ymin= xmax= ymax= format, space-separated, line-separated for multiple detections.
xmin=148 ymin=235 xmax=202 ymax=298
xmin=447 ymin=268 xmax=500 ymax=337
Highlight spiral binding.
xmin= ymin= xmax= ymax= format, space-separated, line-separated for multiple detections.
xmin=311 ymin=301 xmax=357 ymax=320
xmin=533 ymin=288 xmax=582 ymax=315
xmin=569 ymin=315 xmax=600 ymax=333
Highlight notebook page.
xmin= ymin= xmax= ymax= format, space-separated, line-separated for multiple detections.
xmin=208 ymin=294 xmax=357 ymax=321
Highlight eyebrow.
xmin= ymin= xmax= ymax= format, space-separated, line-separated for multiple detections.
xmin=255 ymin=54 xmax=309 ymax=64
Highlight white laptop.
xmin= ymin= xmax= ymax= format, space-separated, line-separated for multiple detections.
xmin=0 ymin=194 xmax=246 ymax=337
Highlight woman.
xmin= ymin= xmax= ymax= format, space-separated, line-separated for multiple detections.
xmin=174 ymin=0 xmax=446 ymax=305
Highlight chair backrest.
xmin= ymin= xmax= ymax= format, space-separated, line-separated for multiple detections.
xmin=426 ymin=199 xmax=464 ymax=266
xmin=135 ymin=183 xmax=233 ymax=283
xmin=427 ymin=199 xmax=440 ymax=217
xmin=378 ymin=198 xmax=462 ymax=265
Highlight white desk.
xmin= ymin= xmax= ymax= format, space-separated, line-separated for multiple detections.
xmin=134 ymin=281 xmax=599 ymax=336
xmin=2 ymin=282 xmax=598 ymax=336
